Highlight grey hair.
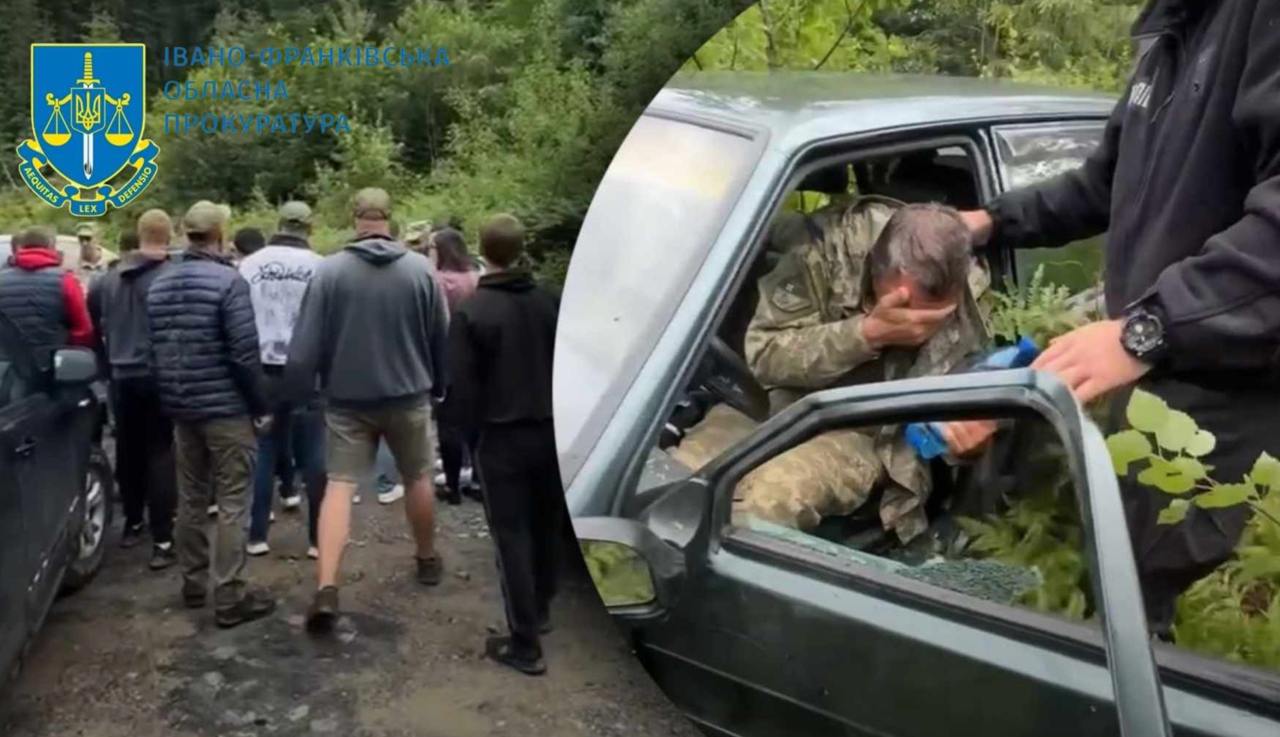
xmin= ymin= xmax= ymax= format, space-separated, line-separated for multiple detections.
xmin=868 ymin=203 xmax=971 ymax=299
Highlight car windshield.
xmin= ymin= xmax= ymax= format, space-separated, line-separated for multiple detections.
xmin=554 ymin=114 xmax=760 ymax=484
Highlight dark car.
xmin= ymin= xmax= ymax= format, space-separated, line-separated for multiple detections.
xmin=0 ymin=312 xmax=113 ymax=681
xmin=555 ymin=73 xmax=1279 ymax=737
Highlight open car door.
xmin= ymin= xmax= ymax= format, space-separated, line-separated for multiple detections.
xmin=577 ymin=369 xmax=1171 ymax=737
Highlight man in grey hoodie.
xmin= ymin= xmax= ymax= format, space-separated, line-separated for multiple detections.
xmin=286 ymin=187 xmax=450 ymax=632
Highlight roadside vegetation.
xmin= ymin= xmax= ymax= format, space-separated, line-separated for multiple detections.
xmin=2 ymin=0 xmax=1138 ymax=286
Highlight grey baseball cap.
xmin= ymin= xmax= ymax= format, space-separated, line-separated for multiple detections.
xmin=352 ymin=187 xmax=391 ymax=220
xmin=278 ymin=200 xmax=313 ymax=227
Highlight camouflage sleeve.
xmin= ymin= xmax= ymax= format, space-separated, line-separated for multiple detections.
xmin=743 ymin=250 xmax=878 ymax=389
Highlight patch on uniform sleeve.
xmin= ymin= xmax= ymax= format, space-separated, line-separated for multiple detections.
xmin=769 ymin=271 xmax=813 ymax=313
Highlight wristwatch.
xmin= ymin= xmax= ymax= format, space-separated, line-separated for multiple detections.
xmin=1121 ymin=306 xmax=1168 ymax=364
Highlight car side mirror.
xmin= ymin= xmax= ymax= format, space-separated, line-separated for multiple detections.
xmin=53 ymin=347 xmax=98 ymax=385
xmin=574 ymin=480 xmax=709 ymax=620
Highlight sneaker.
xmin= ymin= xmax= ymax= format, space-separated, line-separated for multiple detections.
xmin=270 ymin=510 xmax=276 ymax=523
xmin=484 ymin=636 xmax=546 ymax=676
xmin=207 ymin=504 xmax=218 ymax=517
xmin=460 ymin=466 xmax=474 ymax=487
xmin=246 ymin=541 xmax=270 ymax=556
xmin=120 ymin=522 xmax=146 ymax=549
xmin=306 ymin=586 xmax=339 ymax=633
xmin=435 ymin=486 xmax=462 ymax=506
xmin=416 ymin=554 xmax=443 ymax=586
xmin=149 ymin=543 xmax=177 ymax=570
xmin=461 ymin=484 xmax=484 ymax=503
xmin=282 ymin=494 xmax=302 ymax=511
xmin=182 ymin=582 xmax=207 ymax=609
xmin=215 ymin=591 xmax=277 ymax=629
xmin=307 ymin=546 xmax=319 ymax=560
xmin=352 ymin=494 xmax=362 ymax=504
xmin=433 ymin=457 xmax=443 ymax=473
xmin=433 ymin=471 xmax=447 ymax=487
xmin=378 ymin=485 xmax=405 ymax=505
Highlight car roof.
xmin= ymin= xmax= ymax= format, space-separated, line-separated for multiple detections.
xmin=649 ymin=72 xmax=1115 ymax=149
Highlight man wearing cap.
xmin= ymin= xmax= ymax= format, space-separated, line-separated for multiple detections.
xmin=286 ymin=187 xmax=450 ymax=632
xmin=238 ymin=201 xmax=326 ymax=558
xmin=146 ymin=200 xmax=275 ymax=628
xmin=88 ymin=209 xmax=180 ymax=569
xmin=403 ymin=220 xmax=432 ymax=255
xmin=76 ymin=223 xmax=110 ymax=289
xmin=0 ymin=225 xmax=96 ymax=370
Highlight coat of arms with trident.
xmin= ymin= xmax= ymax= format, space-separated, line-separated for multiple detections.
xmin=17 ymin=43 xmax=159 ymax=217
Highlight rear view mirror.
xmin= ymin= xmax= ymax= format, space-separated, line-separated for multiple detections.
xmin=53 ymin=347 xmax=98 ymax=385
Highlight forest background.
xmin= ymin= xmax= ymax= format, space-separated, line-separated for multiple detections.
xmin=0 ymin=0 xmax=1142 ymax=283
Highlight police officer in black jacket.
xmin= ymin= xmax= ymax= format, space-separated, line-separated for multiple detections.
xmin=952 ymin=0 xmax=1280 ymax=636
xmin=146 ymin=201 xmax=275 ymax=628
xmin=446 ymin=214 xmax=562 ymax=676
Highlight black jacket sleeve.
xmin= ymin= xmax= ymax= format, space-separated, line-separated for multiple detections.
xmin=221 ymin=275 xmax=268 ymax=416
xmin=986 ymin=93 xmax=1123 ymax=249
xmin=1140 ymin=6 xmax=1280 ymax=374
xmin=444 ymin=309 xmax=483 ymax=432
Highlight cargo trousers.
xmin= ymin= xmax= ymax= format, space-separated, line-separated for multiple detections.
xmin=174 ymin=417 xmax=256 ymax=607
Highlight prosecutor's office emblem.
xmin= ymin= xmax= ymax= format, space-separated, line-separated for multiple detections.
xmin=17 ymin=44 xmax=159 ymax=217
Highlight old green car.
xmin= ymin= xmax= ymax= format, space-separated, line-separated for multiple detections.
xmin=555 ymin=72 xmax=1279 ymax=737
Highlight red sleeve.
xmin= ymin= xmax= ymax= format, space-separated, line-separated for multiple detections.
xmin=61 ymin=272 xmax=96 ymax=347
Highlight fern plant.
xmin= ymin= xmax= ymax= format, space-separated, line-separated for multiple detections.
xmin=988 ymin=264 xmax=1089 ymax=347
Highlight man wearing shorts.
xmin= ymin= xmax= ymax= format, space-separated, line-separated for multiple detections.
xmin=285 ymin=187 xmax=451 ymax=631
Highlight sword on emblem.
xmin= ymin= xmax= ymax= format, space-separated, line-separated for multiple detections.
xmin=72 ymin=52 xmax=102 ymax=179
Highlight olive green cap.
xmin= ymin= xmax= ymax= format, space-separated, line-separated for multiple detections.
xmin=183 ymin=200 xmax=229 ymax=235
xmin=403 ymin=220 xmax=431 ymax=244
xmin=352 ymin=187 xmax=391 ymax=220
xmin=278 ymin=200 xmax=313 ymax=227
xmin=76 ymin=223 xmax=95 ymax=238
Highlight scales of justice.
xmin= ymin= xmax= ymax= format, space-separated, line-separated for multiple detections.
xmin=40 ymin=51 xmax=134 ymax=180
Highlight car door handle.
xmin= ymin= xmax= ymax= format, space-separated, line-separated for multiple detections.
xmin=14 ymin=437 xmax=36 ymax=459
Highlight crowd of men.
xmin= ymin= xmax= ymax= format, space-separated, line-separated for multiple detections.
xmin=0 ymin=188 xmax=564 ymax=676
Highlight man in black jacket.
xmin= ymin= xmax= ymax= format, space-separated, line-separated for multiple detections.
xmin=88 ymin=209 xmax=179 ymax=569
xmin=447 ymin=214 xmax=562 ymax=675
xmin=952 ymin=0 xmax=1280 ymax=635
xmin=147 ymin=201 xmax=275 ymax=628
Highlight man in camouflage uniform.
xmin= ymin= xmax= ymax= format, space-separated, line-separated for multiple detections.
xmin=687 ymin=197 xmax=989 ymax=543
xmin=75 ymin=223 xmax=110 ymax=290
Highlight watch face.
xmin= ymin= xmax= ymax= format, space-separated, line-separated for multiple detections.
xmin=1124 ymin=313 xmax=1164 ymax=355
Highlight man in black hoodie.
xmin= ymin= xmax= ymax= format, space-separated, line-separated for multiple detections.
xmin=88 ymin=209 xmax=179 ymax=570
xmin=954 ymin=0 xmax=1280 ymax=635
xmin=447 ymin=214 xmax=562 ymax=676
xmin=286 ymin=188 xmax=450 ymax=632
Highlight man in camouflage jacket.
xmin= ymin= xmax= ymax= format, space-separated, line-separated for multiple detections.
xmin=730 ymin=196 xmax=989 ymax=543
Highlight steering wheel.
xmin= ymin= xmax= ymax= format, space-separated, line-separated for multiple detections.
xmin=695 ymin=336 xmax=771 ymax=423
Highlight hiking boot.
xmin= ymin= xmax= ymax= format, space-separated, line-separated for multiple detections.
xmin=416 ymin=554 xmax=443 ymax=586
xmin=306 ymin=586 xmax=339 ymax=633
xmin=149 ymin=543 xmax=177 ymax=571
xmin=182 ymin=582 xmax=207 ymax=609
xmin=485 ymin=636 xmax=546 ymax=676
xmin=215 ymin=591 xmax=276 ymax=629
xmin=120 ymin=522 xmax=145 ymax=549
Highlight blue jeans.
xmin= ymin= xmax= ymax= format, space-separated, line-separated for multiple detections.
xmin=250 ymin=405 xmax=326 ymax=545
xmin=359 ymin=440 xmax=400 ymax=495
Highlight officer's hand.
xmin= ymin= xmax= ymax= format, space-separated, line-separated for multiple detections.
xmin=1031 ymin=319 xmax=1151 ymax=404
xmin=940 ymin=419 xmax=998 ymax=459
xmin=861 ymin=288 xmax=956 ymax=350
xmin=958 ymin=210 xmax=994 ymax=247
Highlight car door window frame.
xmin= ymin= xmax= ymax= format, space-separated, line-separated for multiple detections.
xmin=611 ymin=126 xmax=1002 ymax=517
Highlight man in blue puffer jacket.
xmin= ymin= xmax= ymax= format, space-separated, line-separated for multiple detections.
xmin=147 ymin=200 xmax=275 ymax=628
